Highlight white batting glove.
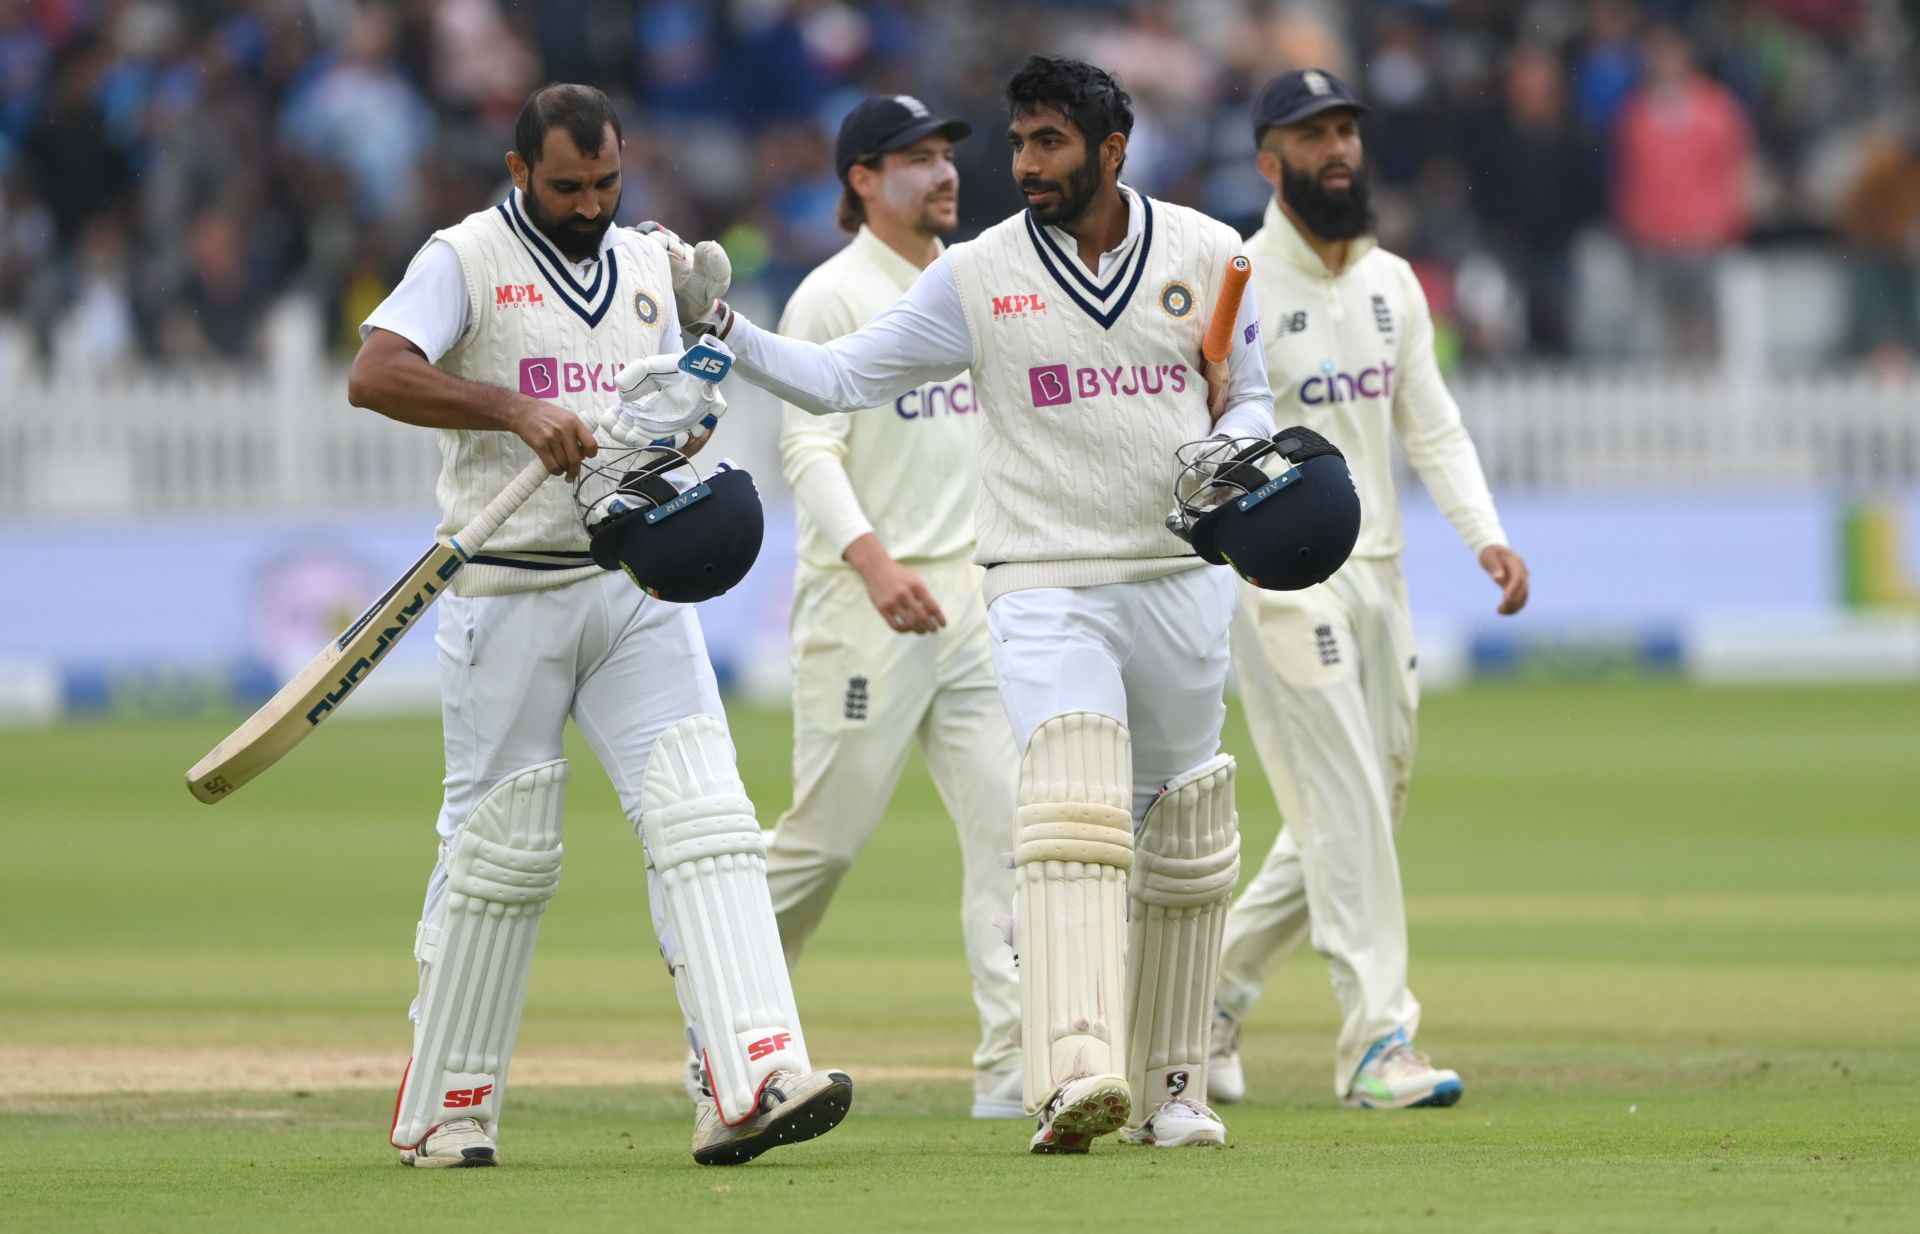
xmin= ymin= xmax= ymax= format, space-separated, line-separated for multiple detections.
xmin=600 ymin=354 xmax=728 ymax=450
xmin=633 ymin=221 xmax=732 ymax=330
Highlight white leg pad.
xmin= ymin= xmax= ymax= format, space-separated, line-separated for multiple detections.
xmin=641 ymin=715 xmax=810 ymax=1126
xmin=1126 ymin=754 xmax=1240 ymax=1117
xmin=1015 ymin=711 xmax=1134 ymax=1115
xmin=392 ymin=759 xmax=566 ymax=1148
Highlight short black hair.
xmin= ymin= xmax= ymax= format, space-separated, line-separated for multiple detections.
xmin=514 ymin=83 xmax=622 ymax=168
xmin=1005 ymin=55 xmax=1133 ymax=162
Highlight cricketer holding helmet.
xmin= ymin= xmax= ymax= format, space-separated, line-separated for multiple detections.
xmin=757 ymin=95 xmax=1026 ymax=1120
xmin=348 ymin=83 xmax=849 ymax=1169
xmin=1207 ymin=69 xmax=1531 ymax=1111
xmin=650 ymin=56 xmax=1298 ymax=1154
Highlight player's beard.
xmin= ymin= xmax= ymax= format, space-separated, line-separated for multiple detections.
xmin=1018 ymin=148 xmax=1102 ymax=227
xmin=1280 ymin=157 xmax=1373 ymax=241
xmin=881 ymin=165 xmax=959 ymax=238
xmin=523 ymin=184 xmax=621 ymax=262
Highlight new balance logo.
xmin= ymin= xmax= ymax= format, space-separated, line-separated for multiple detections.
xmin=443 ymin=1084 xmax=493 ymax=1109
xmin=746 ymin=1032 xmax=793 ymax=1061
xmin=1274 ymin=311 xmax=1308 ymax=335
xmin=1315 ymin=624 xmax=1341 ymax=666
xmin=495 ymin=283 xmax=544 ymax=307
xmin=844 ymin=675 xmax=869 ymax=721
xmin=991 ymin=293 xmax=1048 ymax=320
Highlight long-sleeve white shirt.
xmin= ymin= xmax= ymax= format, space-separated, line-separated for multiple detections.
xmin=726 ymin=187 xmax=1275 ymax=444
xmin=1248 ymin=197 xmax=1507 ymax=560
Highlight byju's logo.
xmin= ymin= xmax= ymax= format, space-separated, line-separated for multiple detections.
xmin=519 ymin=357 xmax=627 ymax=398
xmin=520 ymin=358 xmax=558 ymax=398
xmin=1028 ymin=363 xmax=1191 ymax=407
xmin=1029 ymin=365 xmax=1072 ymax=407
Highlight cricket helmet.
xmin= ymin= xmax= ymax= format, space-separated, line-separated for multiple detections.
xmin=575 ymin=446 xmax=764 ymax=603
xmin=1167 ymin=426 xmax=1361 ymax=591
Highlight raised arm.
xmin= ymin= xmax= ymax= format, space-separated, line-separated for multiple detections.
xmin=716 ymin=256 xmax=973 ymax=415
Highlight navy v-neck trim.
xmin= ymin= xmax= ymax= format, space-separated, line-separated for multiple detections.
xmin=496 ymin=192 xmax=620 ymax=327
xmin=1023 ymin=196 xmax=1153 ymax=331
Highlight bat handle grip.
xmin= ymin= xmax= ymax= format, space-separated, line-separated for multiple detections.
xmin=453 ymin=458 xmax=551 ymax=557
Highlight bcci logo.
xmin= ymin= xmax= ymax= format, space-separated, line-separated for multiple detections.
xmin=1159 ymin=281 xmax=1195 ymax=320
xmin=634 ymin=290 xmax=661 ymax=326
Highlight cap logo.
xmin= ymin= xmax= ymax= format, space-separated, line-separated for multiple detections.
xmin=1304 ymin=70 xmax=1331 ymax=96
xmin=894 ymin=95 xmax=930 ymax=119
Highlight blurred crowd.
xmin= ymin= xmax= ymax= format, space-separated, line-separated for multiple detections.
xmin=2 ymin=0 xmax=1916 ymax=378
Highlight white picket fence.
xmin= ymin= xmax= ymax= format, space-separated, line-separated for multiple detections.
xmin=0 ymin=369 xmax=1914 ymax=515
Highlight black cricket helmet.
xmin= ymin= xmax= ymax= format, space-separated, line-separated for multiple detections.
xmin=1167 ymin=427 xmax=1361 ymax=591
xmin=574 ymin=445 xmax=763 ymax=603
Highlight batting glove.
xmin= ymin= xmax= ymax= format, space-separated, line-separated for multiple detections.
xmin=599 ymin=352 xmax=728 ymax=451
xmin=633 ymin=221 xmax=732 ymax=334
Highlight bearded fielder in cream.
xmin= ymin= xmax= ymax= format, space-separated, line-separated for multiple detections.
xmin=348 ymin=84 xmax=849 ymax=1169
xmin=652 ymin=57 xmax=1276 ymax=1153
xmin=749 ymin=96 xmax=1027 ymax=1120
xmin=1206 ymin=70 xmax=1531 ymax=1111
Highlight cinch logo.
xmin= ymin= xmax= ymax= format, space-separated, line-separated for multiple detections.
xmin=1029 ymin=363 xmax=1190 ymax=407
xmin=991 ymin=293 xmax=1048 ymax=320
xmin=443 ymin=1084 xmax=493 ymax=1109
xmin=895 ymin=378 xmax=974 ymax=419
xmin=1301 ymin=361 xmax=1394 ymax=405
xmin=519 ymin=356 xmax=628 ymax=398
xmin=746 ymin=1032 xmax=793 ymax=1061
xmin=495 ymin=283 xmax=544 ymax=307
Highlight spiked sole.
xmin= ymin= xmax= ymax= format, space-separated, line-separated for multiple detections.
xmin=1029 ymin=1077 xmax=1130 ymax=1155
xmin=399 ymin=1145 xmax=496 ymax=1168
xmin=694 ymin=1072 xmax=854 ymax=1166
xmin=1343 ymin=1077 xmax=1465 ymax=1110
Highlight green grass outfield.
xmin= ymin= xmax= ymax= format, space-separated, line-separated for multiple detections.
xmin=3 ymin=680 xmax=1917 ymax=1233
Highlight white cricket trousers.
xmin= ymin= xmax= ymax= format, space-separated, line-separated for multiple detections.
xmin=985 ymin=567 xmax=1237 ymax=821
xmin=764 ymin=556 xmax=1021 ymax=1072
xmin=1218 ymin=555 xmax=1423 ymax=1094
xmin=413 ymin=569 xmax=728 ymax=1011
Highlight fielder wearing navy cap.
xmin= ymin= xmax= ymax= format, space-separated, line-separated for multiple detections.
xmin=1251 ymin=68 xmax=1368 ymax=142
xmin=835 ymin=95 xmax=972 ymax=182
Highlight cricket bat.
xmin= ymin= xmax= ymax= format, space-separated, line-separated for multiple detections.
xmin=184 ymin=457 xmax=551 ymax=804
xmin=1202 ymin=255 xmax=1253 ymax=422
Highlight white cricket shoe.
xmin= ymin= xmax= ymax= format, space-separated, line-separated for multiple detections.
xmin=1343 ymin=1031 xmax=1463 ymax=1109
xmin=1028 ymin=1073 xmax=1130 ymax=1154
xmin=971 ymin=1065 xmax=1025 ymax=1120
xmin=691 ymin=1068 xmax=854 ymax=1166
xmin=1120 ymin=1097 xmax=1227 ymax=1148
xmin=398 ymin=1117 xmax=497 ymax=1168
xmin=1209 ymin=1005 xmax=1246 ymax=1104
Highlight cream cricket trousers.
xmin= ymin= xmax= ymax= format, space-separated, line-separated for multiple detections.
xmin=415 ymin=569 xmax=730 ymax=1011
xmin=1219 ymin=555 xmax=1423 ymax=1094
xmin=764 ymin=555 xmax=1020 ymax=1072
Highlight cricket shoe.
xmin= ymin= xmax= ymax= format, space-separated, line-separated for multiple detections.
xmin=682 ymin=1050 xmax=706 ymax=1103
xmin=1028 ymin=1073 xmax=1130 ymax=1154
xmin=398 ymin=1117 xmax=497 ymax=1168
xmin=972 ymin=1065 xmax=1025 ymax=1120
xmin=1208 ymin=1005 xmax=1246 ymax=1104
xmin=691 ymin=1068 xmax=854 ymax=1166
xmin=1119 ymin=1097 xmax=1227 ymax=1148
xmin=1343 ymin=1031 xmax=1463 ymax=1109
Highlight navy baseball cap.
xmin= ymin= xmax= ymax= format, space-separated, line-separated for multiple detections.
xmin=1252 ymin=68 xmax=1368 ymax=143
xmin=835 ymin=95 xmax=971 ymax=182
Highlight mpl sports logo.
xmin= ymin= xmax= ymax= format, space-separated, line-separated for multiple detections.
xmin=1029 ymin=362 xmax=1191 ymax=407
xmin=991 ymin=292 xmax=1048 ymax=321
xmin=494 ymin=283 xmax=544 ymax=308
xmin=519 ymin=357 xmax=629 ymax=398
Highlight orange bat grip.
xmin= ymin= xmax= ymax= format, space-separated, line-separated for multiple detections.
xmin=1202 ymin=256 xmax=1252 ymax=365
